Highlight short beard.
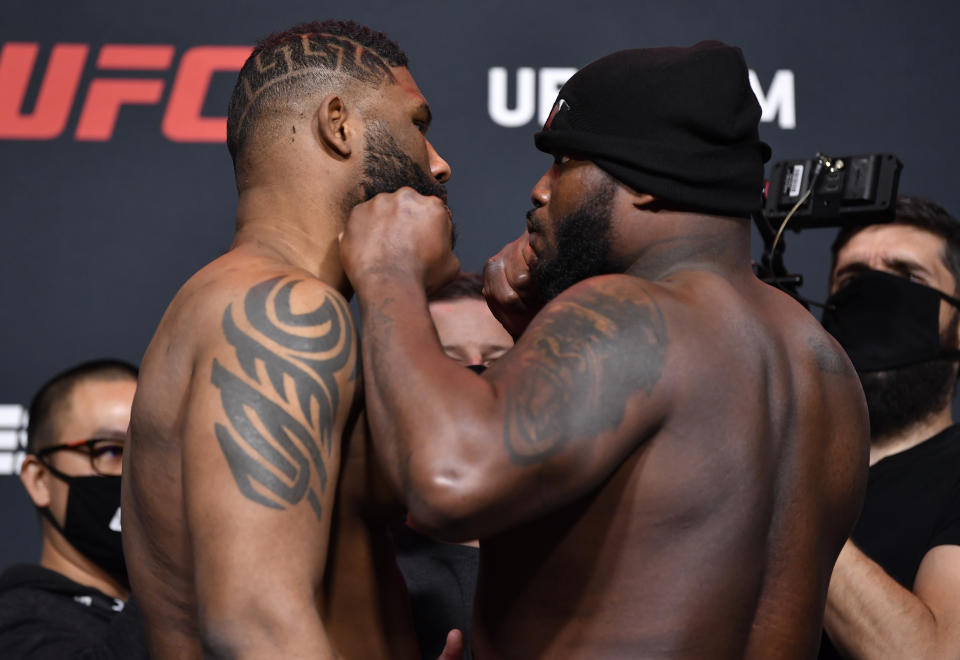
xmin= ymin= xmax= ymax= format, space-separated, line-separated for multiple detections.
xmin=859 ymin=313 xmax=960 ymax=440
xmin=361 ymin=121 xmax=448 ymax=205
xmin=529 ymin=178 xmax=617 ymax=301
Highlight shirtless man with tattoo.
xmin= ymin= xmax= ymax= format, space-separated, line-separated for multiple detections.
xmin=122 ymin=21 xmax=454 ymax=659
xmin=340 ymin=42 xmax=870 ymax=658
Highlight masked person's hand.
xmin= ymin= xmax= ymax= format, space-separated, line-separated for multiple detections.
xmin=436 ymin=629 xmax=464 ymax=660
xmin=340 ymin=187 xmax=459 ymax=295
xmin=483 ymin=231 xmax=543 ymax=339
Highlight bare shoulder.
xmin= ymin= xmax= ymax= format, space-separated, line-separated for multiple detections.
xmin=523 ymin=273 xmax=670 ymax=389
xmin=170 ymin=257 xmax=359 ymax=517
xmin=534 ymin=273 xmax=669 ymax=340
xmin=189 ymin=258 xmax=360 ymax=406
xmin=498 ymin=274 xmax=671 ymax=456
xmin=135 ymin=254 xmax=359 ymax=444
xmin=760 ymin=286 xmax=859 ymax=381
xmin=151 ymin=254 xmax=353 ymax=359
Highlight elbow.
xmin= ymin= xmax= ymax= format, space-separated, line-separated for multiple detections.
xmin=198 ymin=591 xmax=318 ymax=658
xmin=200 ymin=615 xmax=250 ymax=660
xmin=399 ymin=412 xmax=506 ymax=541
xmin=200 ymin=627 xmax=242 ymax=660
xmin=404 ymin=456 xmax=492 ymax=542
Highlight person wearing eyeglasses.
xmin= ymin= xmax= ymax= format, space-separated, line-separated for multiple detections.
xmin=0 ymin=359 xmax=148 ymax=659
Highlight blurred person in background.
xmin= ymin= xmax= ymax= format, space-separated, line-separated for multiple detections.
xmin=0 ymin=359 xmax=147 ymax=659
xmin=429 ymin=271 xmax=514 ymax=374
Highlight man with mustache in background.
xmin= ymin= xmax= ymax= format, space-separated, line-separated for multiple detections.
xmin=819 ymin=196 xmax=960 ymax=659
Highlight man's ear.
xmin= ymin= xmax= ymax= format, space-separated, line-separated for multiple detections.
xmin=316 ymin=94 xmax=353 ymax=158
xmin=19 ymin=455 xmax=51 ymax=508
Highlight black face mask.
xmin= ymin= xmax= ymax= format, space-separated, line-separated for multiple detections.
xmin=821 ymin=269 xmax=960 ymax=372
xmin=39 ymin=469 xmax=125 ymax=580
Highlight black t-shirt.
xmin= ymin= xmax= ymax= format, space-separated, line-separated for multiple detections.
xmin=391 ymin=522 xmax=478 ymax=660
xmin=0 ymin=563 xmax=148 ymax=659
xmin=819 ymin=424 xmax=960 ymax=658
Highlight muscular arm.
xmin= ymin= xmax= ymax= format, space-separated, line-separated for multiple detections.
xmin=183 ymin=276 xmax=356 ymax=658
xmin=356 ymin=271 xmax=670 ymax=541
xmin=824 ymin=541 xmax=960 ymax=659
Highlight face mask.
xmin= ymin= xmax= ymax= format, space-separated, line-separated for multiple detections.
xmin=821 ymin=269 xmax=960 ymax=372
xmin=39 ymin=470 xmax=125 ymax=580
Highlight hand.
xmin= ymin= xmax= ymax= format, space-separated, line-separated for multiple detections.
xmin=340 ymin=188 xmax=459 ymax=294
xmin=483 ymin=231 xmax=544 ymax=339
xmin=436 ymin=629 xmax=465 ymax=660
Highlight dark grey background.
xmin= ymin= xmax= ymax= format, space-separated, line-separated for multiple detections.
xmin=2 ymin=0 xmax=958 ymax=567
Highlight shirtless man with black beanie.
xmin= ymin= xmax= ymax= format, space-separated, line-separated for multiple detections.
xmin=340 ymin=41 xmax=870 ymax=658
xmin=122 ymin=20 xmax=458 ymax=660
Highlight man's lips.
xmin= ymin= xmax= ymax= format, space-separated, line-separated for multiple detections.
xmin=525 ymin=208 xmax=541 ymax=234
xmin=521 ymin=237 xmax=539 ymax=266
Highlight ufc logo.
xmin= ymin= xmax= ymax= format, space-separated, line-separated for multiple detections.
xmin=0 ymin=404 xmax=27 ymax=476
xmin=0 ymin=42 xmax=252 ymax=141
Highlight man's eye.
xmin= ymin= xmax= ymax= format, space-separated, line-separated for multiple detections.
xmin=553 ymin=154 xmax=570 ymax=166
xmin=413 ymin=120 xmax=428 ymax=134
xmin=92 ymin=444 xmax=123 ymax=458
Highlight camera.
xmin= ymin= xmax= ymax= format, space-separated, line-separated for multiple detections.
xmin=754 ymin=152 xmax=903 ymax=303
xmin=763 ymin=153 xmax=902 ymax=229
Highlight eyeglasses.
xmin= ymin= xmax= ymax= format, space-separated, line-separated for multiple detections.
xmin=35 ymin=438 xmax=124 ymax=477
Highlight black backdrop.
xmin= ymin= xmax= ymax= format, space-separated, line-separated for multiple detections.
xmin=2 ymin=0 xmax=959 ymax=568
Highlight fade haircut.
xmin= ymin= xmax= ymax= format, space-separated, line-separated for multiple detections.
xmin=428 ymin=272 xmax=484 ymax=303
xmin=27 ymin=359 xmax=138 ymax=454
xmin=226 ymin=19 xmax=408 ymax=174
xmin=831 ymin=196 xmax=960 ymax=294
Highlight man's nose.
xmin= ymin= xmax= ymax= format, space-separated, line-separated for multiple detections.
xmin=530 ymin=169 xmax=550 ymax=208
xmin=427 ymin=139 xmax=451 ymax=183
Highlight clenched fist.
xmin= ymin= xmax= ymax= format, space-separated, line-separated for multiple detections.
xmin=340 ymin=188 xmax=459 ymax=294
xmin=482 ymin=231 xmax=545 ymax=339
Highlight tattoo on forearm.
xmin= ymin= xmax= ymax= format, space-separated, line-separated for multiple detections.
xmin=211 ymin=277 xmax=354 ymax=520
xmin=503 ymin=288 xmax=668 ymax=465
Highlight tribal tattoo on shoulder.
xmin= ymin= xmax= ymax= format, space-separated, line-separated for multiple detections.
xmin=503 ymin=287 xmax=668 ymax=465
xmin=210 ymin=277 xmax=355 ymax=520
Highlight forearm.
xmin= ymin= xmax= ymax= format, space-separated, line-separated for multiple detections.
xmin=355 ymin=272 xmax=499 ymax=531
xmin=824 ymin=541 xmax=938 ymax=658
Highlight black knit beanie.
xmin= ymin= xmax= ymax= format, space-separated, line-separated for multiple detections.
xmin=534 ymin=41 xmax=771 ymax=216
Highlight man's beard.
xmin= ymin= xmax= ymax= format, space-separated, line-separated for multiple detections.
xmin=361 ymin=122 xmax=448 ymax=204
xmin=355 ymin=121 xmax=453 ymax=248
xmin=859 ymin=313 xmax=960 ymax=440
xmin=528 ymin=178 xmax=617 ymax=301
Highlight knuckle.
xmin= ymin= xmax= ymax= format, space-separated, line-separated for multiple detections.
xmin=500 ymin=289 xmax=520 ymax=304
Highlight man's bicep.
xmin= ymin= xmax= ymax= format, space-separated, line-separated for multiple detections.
xmin=480 ymin=280 xmax=670 ymax=517
xmin=181 ymin=277 xmax=358 ymax=620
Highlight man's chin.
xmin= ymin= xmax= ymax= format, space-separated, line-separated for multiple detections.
xmin=860 ymin=361 xmax=956 ymax=440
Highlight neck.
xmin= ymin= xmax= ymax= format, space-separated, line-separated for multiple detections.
xmin=233 ymin=181 xmax=354 ymax=297
xmin=39 ymin=532 xmax=128 ymax=600
xmin=624 ymin=213 xmax=753 ymax=282
xmin=869 ymin=405 xmax=955 ymax=465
